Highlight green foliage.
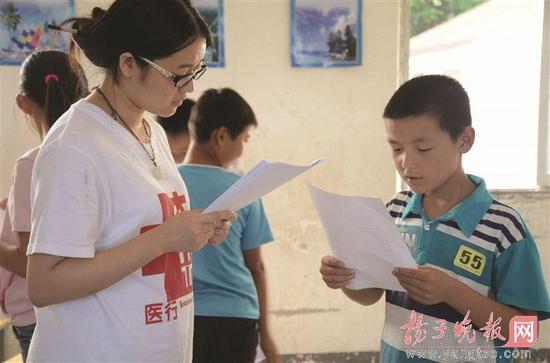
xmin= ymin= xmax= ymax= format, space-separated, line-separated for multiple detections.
xmin=0 ymin=2 xmax=20 ymax=32
xmin=411 ymin=0 xmax=486 ymax=36
xmin=327 ymin=25 xmax=357 ymax=61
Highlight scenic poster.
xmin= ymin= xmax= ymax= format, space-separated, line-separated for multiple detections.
xmin=291 ymin=0 xmax=362 ymax=68
xmin=0 ymin=0 xmax=75 ymax=66
xmin=194 ymin=0 xmax=225 ymax=68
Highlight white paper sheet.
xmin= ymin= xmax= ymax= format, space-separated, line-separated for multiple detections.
xmin=307 ymin=183 xmax=417 ymax=291
xmin=203 ymin=158 xmax=325 ymax=213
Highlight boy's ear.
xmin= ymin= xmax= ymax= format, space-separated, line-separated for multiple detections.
xmin=458 ymin=126 xmax=475 ymax=153
xmin=211 ymin=127 xmax=228 ymax=146
xmin=16 ymin=94 xmax=33 ymax=115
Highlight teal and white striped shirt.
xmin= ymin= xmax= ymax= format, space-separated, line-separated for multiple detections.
xmin=381 ymin=175 xmax=550 ymax=363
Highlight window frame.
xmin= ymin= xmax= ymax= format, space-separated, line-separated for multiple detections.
xmin=537 ymin=0 xmax=550 ymax=189
xmin=402 ymin=0 xmax=550 ymax=191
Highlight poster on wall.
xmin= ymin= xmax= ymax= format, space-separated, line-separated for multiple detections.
xmin=291 ymin=0 xmax=362 ymax=68
xmin=0 ymin=0 xmax=75 ymax=66
xmin=194 ymin=0 xmax=225 ymax=68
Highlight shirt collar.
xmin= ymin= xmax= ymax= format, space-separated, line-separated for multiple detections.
xmin=402 ymin=175 xmax=493 ymax=237
xmin=402 ymin=192 xmax=422 ymax=219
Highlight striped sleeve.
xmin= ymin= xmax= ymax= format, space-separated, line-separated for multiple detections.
xmin=490 ymin=203 xmax=550 ymax=320
xmin=385 ymin=191 xmax=413 ymax=218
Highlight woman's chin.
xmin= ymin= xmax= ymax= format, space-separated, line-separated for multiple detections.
xmin=155 ymin=106 xmax=178 ymax=118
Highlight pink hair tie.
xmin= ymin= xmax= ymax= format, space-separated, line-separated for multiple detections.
xmin=44 ymin=73 xmax=60 ymax=83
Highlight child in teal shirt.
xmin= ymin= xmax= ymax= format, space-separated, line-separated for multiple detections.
xmin=320 ymin=75 xmax=550 ymax=362
xmin=178 ymin=88 xmax=279 ymax=363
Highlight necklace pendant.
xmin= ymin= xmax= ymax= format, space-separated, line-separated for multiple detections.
xmin=152 ymin=165 xmax=164 ymax=180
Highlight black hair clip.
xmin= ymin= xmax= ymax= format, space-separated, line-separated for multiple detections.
xmin=47 ymin=24 xmax=78 ymax=34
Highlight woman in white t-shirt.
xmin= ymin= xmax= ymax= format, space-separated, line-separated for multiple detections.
xmin=0 ymin=49 xmax=88 ymax=362
xmin=25 ymin=1 xmax=234 ymax=361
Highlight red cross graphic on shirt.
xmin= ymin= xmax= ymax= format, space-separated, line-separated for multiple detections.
xmin=140 ymin=192 xmax=192 ymax=302
xmin=171 ymin=192 xmax=186 ymax=213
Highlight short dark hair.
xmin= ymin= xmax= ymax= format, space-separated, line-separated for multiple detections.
xmin=20 ymin=49 xmax=88 ymax=128
xmin=65 ymin=0 xmax=211 ymax=80
xmin=190 ymin=88 xmax=257 ymax=143
xmin=156 ymin=99 xmax=195 ymax=137
xmin=383 ymin=75 xmax=472 ymax=140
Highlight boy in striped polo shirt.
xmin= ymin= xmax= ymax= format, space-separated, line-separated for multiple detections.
xmin=319 ymin=75 xmax=550 ymax=362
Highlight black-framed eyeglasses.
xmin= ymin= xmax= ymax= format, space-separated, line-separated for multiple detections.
xmin=139 ymin=56 xmax=207 ymax=88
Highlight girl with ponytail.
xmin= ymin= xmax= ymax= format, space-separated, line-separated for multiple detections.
xmin=25 ymin=0 xmax=234 ymax=361
xmin=0 ymin=49 xmax=88 ymax=362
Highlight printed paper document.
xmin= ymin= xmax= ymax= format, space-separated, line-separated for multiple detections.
xmin=308 ymin=183 xmax=417 ymax=291
xmin=204 ymin=158 xmax=325 ymax=213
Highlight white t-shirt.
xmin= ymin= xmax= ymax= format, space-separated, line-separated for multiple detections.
xmin=27 ymin=99 xmax=194 ymax=362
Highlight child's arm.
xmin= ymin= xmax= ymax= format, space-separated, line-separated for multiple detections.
xmin=0 ymin=232 xmax=29 ymax=277
xmin=320 ymin=255 xmax=384 ymax=305
xmin=244 ymin=247 xmax=280 ymax=363
xmin=393 ymin=267 xmax=532 ymax=340
xmin=0 ymin=158 xmax=33 ymax=278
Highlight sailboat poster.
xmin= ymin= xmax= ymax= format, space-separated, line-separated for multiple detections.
xmin=0 ymin=0 xmax=75 ymax=66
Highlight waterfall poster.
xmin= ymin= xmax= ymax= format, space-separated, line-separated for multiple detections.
xmin=291 ymin=0 xmax=361 ymax=68
xmin=0 ymin=0 xmax=75 ymax=66
xmin=194 ymin=0 xmax=225 ymax=68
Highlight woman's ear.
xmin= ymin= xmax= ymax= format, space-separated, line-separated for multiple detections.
xmin=118 ymin=52 xmax=140 ymax=79
xmin=16 ymin=94 xmax=33 ymax=115
xmin=458 ymin=126 xmax=475 ymax=153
